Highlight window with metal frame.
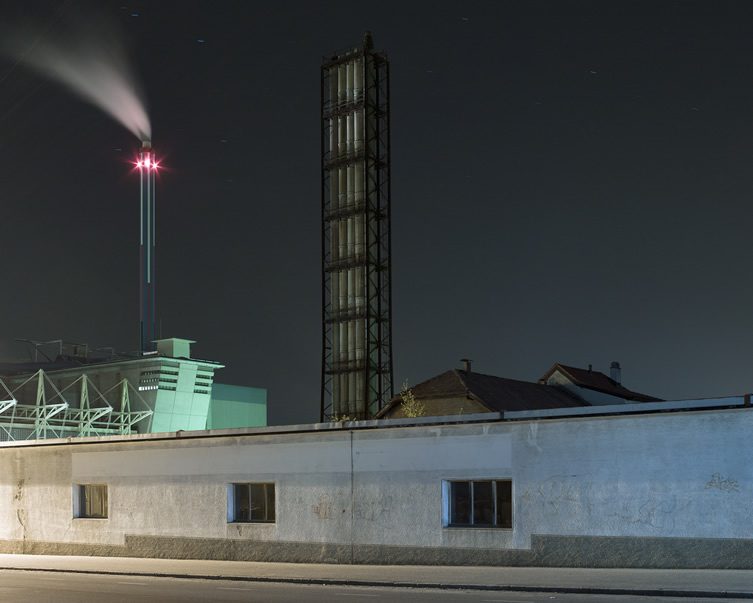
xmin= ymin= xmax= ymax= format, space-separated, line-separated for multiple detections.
xmin=76 ymin=484 xmax=108 ymax=519
xmin=445 ymin=480 xmax=511 ymax=528
xmin=229 ymin=483 xmax=275 ymax=523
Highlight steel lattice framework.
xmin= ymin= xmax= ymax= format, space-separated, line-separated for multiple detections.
xmin=0 ymin=370 xmax=152 ymax=441
xmin=321 ymin=33 xmax=393 ymax=420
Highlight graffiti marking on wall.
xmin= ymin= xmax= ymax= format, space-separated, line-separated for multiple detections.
xmin=705 ymin=473 xmax=740 ymax=493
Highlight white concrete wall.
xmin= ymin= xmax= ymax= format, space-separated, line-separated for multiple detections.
xmin=514 ymin=409 xmax=752 ymax=542
xmin=0 ymin=408 xmax=751 ymax=554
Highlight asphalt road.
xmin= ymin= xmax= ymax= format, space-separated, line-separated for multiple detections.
xmin=0 ymin=570 xmax=738 ymax=602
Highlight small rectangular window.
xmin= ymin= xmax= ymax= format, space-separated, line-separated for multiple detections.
xmin=229 ymin=483 xmax=275 ymax=523
xmin=446 ymin=480 xmax=511 ymax=528
xmin=75 ymin=484 xmax=108 ymax=519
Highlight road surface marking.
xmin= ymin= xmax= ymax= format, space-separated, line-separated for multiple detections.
xmin=333 ymin=595 xmax=379 ymax=598
xmin=116 ymin=581 xmax=148 ymax=586
xmin=217 ymin=586 xmax=252 ymax=591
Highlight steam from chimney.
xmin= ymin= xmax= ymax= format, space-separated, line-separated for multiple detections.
xmin=2 ymin=14 xmax=151 ymax=141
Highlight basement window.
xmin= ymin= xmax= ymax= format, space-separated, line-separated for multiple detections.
xmin=74 ymin=484 xmax=108 ymax=519
xmin=443 ymin=480 xmax=512 ymax=528
xmin=228 ymin=483 xmax=275 ymax=523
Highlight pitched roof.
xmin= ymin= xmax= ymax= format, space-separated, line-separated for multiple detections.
xmin=377 ymin=369 xmax=587 ymax=417
xmin=540 ymin=363 xmax=662 ymax=402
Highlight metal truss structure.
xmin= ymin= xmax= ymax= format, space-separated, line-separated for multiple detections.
xmin=321 ymin=32 xmax=393 ymax=420
xmin=0 ymin=370 xmax=153 ymax=441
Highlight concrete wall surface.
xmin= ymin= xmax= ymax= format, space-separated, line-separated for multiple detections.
xmin=0 ymin=407 xmax=751 ymax=567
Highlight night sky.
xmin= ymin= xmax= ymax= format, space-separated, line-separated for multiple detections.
xmin=3 ymin=1 xmax=753 ymax=425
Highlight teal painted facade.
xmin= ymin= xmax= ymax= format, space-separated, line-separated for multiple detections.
xmin=0 ymin=339 xmax=267 ymax=439
xmin=207 ymin=383 xmax=267 ymax=429
xmin=148 ymin=361 xmax=219 ymax=433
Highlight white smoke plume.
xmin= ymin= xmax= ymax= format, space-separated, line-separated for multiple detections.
xmin=2 ymin=15 xmax=151 ymax=142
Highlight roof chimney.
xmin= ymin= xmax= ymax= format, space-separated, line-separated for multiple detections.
xmin=610 ymin=361 xmax=621 ymax=384
xmin=156 ymin=338 xmax=195 ymax=359
xmin=460 ymin=358 xmax=472 ymax=375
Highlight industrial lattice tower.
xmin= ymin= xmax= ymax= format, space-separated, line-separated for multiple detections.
xmin=321 ymin=33 xmax=393 ymax=420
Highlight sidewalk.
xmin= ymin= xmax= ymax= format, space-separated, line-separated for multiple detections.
xmin=0 ymin=554 xmax=752 ymax=598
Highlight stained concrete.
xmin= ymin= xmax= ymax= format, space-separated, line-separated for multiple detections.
xmin=0 ymin=408 xmax=751 ymax=568
xmin=1 ymin=533 xmax=753 ymax=568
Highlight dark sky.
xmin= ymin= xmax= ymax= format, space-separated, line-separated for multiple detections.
xmin=3 ymin=1 xmax=753 ymax=425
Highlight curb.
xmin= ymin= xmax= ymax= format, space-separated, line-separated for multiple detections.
xmin=1 ymin=566 xmax=752 ymax=599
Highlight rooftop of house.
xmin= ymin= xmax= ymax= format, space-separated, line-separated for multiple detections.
xmin=377 ymin=368 xmax=588 ymax=417
xmin=539 ymin=363 xmax=662 ymax=402
xmin=377 ymin=361 xmax=662 ymax=418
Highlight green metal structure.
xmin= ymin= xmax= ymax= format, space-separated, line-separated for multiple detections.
xmin=0 ymin=338 xmax=267 ymax=441
xmin=206 ymin=383 xmax=267 ymax=430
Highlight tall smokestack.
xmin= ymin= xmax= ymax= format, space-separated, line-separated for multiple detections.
xmin=137 ymin=140 xmax=158 ymax=353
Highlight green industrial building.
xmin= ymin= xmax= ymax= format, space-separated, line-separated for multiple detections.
xmin=0 ymin=338 xmax=267 ymax=441
xmin=206 ymin=383 xmax=267 ymax=430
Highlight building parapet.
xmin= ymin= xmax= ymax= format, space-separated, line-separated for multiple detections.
xmin=505 ymin=395 xmax=748 ymax=420
xmin=0 ymin=395 xmax=750 ymax=449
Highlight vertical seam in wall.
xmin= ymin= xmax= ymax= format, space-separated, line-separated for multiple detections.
xmin=350 ymin=429 xmax=354 ymax=564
